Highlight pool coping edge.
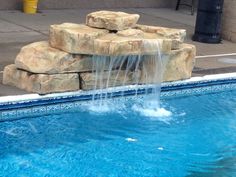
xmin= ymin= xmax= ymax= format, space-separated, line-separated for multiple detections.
xmin=0 ymin=72 xmax=236 ymax=111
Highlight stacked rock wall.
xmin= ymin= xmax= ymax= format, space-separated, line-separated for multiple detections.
xmin=3 ymin=11 xmax=196 ymax=94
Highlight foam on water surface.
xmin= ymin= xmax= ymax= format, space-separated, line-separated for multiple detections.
xmin=132 ymin=105 xmax=172 ymax=118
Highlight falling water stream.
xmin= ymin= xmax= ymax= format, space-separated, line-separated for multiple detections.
xmin=88 ymin=41 xmax=172 ymax=117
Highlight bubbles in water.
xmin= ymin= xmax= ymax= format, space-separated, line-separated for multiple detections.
xmin=87 ymin=102 xmax=111 ymax=114
xmin=81 ymin=99 xmax=127 ymax=116
xmin=80 ymin=95 xmax=173 ymax=123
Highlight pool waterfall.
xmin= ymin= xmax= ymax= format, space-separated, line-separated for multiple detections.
xmin=2 ymin=10 xmax=196 ymax=116
xmin=87 ymin=40 xmax=171 ymax=116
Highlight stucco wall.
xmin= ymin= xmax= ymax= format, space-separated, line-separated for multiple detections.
xmin=222 ymin=0 xmax=236 ymax=42
xmin=0 ymin=0 xmax=173 ymax=10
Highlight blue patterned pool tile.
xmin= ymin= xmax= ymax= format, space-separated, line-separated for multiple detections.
xmin=17 ymin=108 xmax=32 ymax=118
xmin=74 ymin=102 xmax=83 ymax=108
xmin=47 ymin=104 xmax=61 ymax=114
xmin=32 ymin=106 xmax=47 ymax=116
xmin=60 ymin=103 xmax=75 ymax=111
xmin=1 ymin=110 xmax=17 ymax=121
xmin=161 ymin=83 xmax=236 ymax=99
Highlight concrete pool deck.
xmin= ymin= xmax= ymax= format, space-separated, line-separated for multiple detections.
xmin=0 ymin=8 xmax=236 ymax=96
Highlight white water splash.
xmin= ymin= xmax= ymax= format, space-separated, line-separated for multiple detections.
xmin=126 ymin=138 xmax=138 ymax=142
xmin=87 ymin=41 xmax=171 ymax=118
xmin=85 ymin=102 xmax=112 ymax=114
xmin=132 ymin=104 xmax=172 ymax=123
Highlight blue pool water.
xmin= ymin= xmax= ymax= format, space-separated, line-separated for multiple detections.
xmin=0 ymin=90 xmax=236 ymax=177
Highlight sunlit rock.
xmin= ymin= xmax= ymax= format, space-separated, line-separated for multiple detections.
xmin=49 ymin=23 xmax=109 ymax=55
xmin=49 ymin=23 xmax=174 ymax=55
xmin=86 ymin=11 xmax=140 ymax=31
xmin=3 ymin=64 xmax=80 ymax=94
xmin=15 ymin=41 xmax=96 ymax=74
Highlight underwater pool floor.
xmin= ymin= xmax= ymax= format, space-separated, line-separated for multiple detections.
xmin=0 ymin=89 xmax=236 ymax=177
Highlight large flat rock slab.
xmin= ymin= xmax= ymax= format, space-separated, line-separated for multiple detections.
xmin=86 ymin=11 xmax=140 ymax=31
xmin=3 ymin=64 xmax=80 ymax=94
xmin=15 ymin=41 xmax=126 ymax=74
xmin=15 ymin=41 xmax=96 ymax=74
xmin=93 ymin=32 xmax=172 ymax=56
xmin=49 ymin=23 xmax=109 ymax=55
xmin=49 ymin=23 xmax=177 ymax=56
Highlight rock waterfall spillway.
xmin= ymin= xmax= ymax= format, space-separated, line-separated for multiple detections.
xmin=3 ymin=10 xmax=196 ymax=95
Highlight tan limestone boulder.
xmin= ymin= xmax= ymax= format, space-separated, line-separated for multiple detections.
xmin=162 ymin=43 xmax=196 ymax=82
xmin=49 ymin=23 xmax=109 ymax=55
xmin=140 ymin=43 xmax=196 ymax=83
xmin=15 ymin=41 xmax=96 ymax=74
xmin=86 ymin=11 xmax=140 ymax=31
xmin=3 ymin=64 xmax=80 ymax=94
xmin=49 ymin=23 xmax=174 ymax=56
xmin=80 ymin=70 xmax=141 ymax=90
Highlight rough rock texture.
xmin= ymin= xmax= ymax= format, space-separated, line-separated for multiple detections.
xmin=49 ymin=23 xmax=175 ymax=55
xmin=3 ymin=64 xmax=80 ymax=94
xmin=140 ymin=43 xmax=196 ymax=83
xmin=80 ymin=70 xmax=141 ymax=90
xmin=15 ymin=41 xmax=96 ymax=74
xmin=94 ymin=34 xmax=172 ymax=56
xmin=163 ymin=43 xmax=196 ymax=82
xmin=86 ymin=11 xmax=140 ymax=31
xmin=49 ymin=23 xmax=109 ymax=55
xmin=135 ymin=24 xmax=186 ymax=49
xmin=135 ymin=24 xmax=186 ymax=42
xmin=117 ymin=29 xmax=144 ymax=37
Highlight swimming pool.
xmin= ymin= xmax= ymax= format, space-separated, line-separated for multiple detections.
xmin=0 ymin=74 xmax=236 ymax=176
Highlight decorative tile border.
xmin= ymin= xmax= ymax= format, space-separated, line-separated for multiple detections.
xmin=0 ymin=73 xmax=236 ymax=122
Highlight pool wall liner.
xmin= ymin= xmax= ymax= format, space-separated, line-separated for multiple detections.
xmin=0 ymin=73 xmax=236 ymax=121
